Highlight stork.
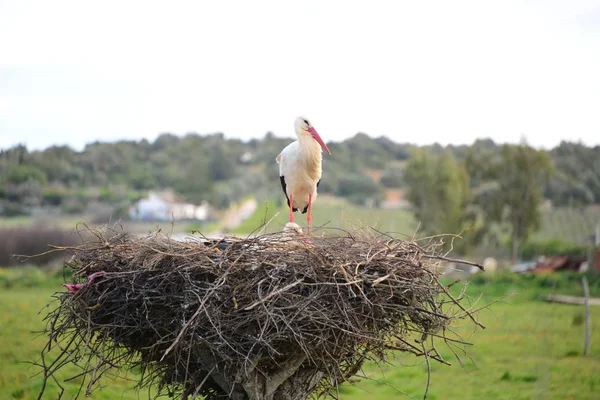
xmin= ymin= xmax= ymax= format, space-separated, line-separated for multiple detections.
xmin=276 ymin=117 xmax=331 ymax=235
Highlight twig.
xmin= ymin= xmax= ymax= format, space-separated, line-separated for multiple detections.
xmin=161 ymin=273 xmax=229 ymax=361
xmin=242 ymin=279 xmax=305 ymax=311
xmin=423 ymin=254 xmax=485 ymax=271
xmin=372 ymin=274 xmax=390 ymax=286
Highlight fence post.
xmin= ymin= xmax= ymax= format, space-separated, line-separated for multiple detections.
xmin=582 ymin=276 xmax=590 ymax=356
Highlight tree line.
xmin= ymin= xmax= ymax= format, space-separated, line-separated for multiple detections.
xmin=1 ymin=133 xmax=598 ymax=259
xmin=405 ymin=140 xmax=556 ymax=261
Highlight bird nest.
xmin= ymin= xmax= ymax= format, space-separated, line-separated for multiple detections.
xmin=37 ymin=226 xmax=485 ymax=400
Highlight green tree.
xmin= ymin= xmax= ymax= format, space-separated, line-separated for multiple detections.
xmin=173 ymin=157 xmax=214 ymax=204
xmin=5 ymin=164 xmax=48 ymax=185
xmin=30 ymin=145 xmax=82 ymax=185
xmin=479 ymin=142 xmax=553 ymax=263
xmin=404 ymin=149 xmax=478 ymax=253
xmin=209 ymin=143 xmax=235 ymax=181
xmin=337 ymin=175 xmax=382 ymax=205
xmin=380 ymin=165 xmax=405 ymax=188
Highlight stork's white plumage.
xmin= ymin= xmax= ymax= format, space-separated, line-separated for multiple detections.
xmin=276 ymin=117 xmax=331 ymax=235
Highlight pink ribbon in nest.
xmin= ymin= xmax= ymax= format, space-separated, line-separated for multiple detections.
xmin=63 ymin=271 xmax=106 ymax=293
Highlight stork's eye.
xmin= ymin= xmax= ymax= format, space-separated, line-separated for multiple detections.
xmin=303 ymin=119 xmax=309 ymax=125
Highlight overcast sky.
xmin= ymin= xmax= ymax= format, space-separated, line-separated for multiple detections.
xmin=1 ymin=0 xmax=599 ymax=151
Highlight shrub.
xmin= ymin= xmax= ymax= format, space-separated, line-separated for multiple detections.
xmin=0 ymin=201 xmax=29 ymax=217
xmin=126 ymin=190 xmax=145 ymax=203
xmin=75 ymin=188 xmax=88 ymax=200
xmin=521 ymin=239 xmax=587 ymax=260
xmin=42 ymin=190 xmax=66 ymax=206
xmin=98 ymin=186 xmax=116 ymax=202
xmin=337 ymin=175 xmax=380 ymax=197
xmin=61 ymin=197 xmax=86 ymax=214
xmin=5 ymin=164 xmax=47 ymax=185
xmin=380 ymin=165 xmax=405 ymax=188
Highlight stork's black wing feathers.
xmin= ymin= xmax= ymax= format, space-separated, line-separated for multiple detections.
xmin=279 ymin=175 xmax=286 ymax=196
xmin=280 ymin=176 xmax=322 ymax=214
xmin=280 ymin=176 xmax=299 ymax=212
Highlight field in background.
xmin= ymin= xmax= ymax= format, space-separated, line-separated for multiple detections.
xmin=537 ymin=205 xmax=600 ymax=245
xmin=232 ymin=197 xmax=418 ymax=237
xmin=233 ymin=200 xmax=600 ymax=248
xmin=1 ymin=200 xmax=598 ymax=250
xmin=2 ymin=270 xmax=599 ymax=400
xmin=0 ymin=197 xmax=418 ymax=238
xmin=0 ymin=214 xmax=214 ymax=238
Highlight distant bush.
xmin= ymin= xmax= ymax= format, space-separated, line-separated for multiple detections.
xmin=88 ymin=201 xmax=129 ymax=224
xmin=337 ymin=175 xmax=380 ymax=197
xmin=521 ymin=239 xmax=587 ymax=260
xmin=98 ymin=186 xmax=115 ymax=202
xmin=42 ymin=189 xmax=66 ymax=206
xmin=75 ymin=188 xmax=89 ymax=200
xmin=0 ymin=201 xmax=29 ymax=217
xmin=0 ymin=223 xmax=77 ymax=267
xmin=5 ymin=180 xmax=44 ymax=206
xmin=337 ymin=175 xmax=382 ymax=206
xmin=61 ymin=197 xmax=86 ymax=214
xmin=380 ymin=165 xmax=405 ymax=188
xmin=5 ymin=164 xmax=47 ymax=185
xmin=126 ymin=190 xmax=146 ymax=203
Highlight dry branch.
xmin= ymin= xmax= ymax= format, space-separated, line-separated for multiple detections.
xmin=36 ymin=226 xmax=484 ymax=400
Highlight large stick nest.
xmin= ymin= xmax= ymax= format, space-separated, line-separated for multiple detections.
xmin=37 ymin=227 xmax=484 ymax=400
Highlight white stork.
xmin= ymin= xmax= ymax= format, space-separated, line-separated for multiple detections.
xmin=276 ymin=117 xmax=331 ymax=235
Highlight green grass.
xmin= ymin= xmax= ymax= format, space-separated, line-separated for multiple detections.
xmin=337 ymin=280 xmax=600 ymax=400
xmin=0 ymin=266 xmax=66 ymax=289
xmin=2 ymin=270 xmax=600 ymax=399
xmin=233 ymin=197 xmax=417 ymax=236
xmin=0 ymin=288 xmax=143 ymax=400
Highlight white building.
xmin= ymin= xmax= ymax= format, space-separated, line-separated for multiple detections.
xmin=129 ymin=191 xmax=210 ymax=221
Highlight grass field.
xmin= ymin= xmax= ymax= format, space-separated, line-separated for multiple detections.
xmin=1 ymin=268 xmax=599 ymax=400
xmin=2 ymin=201 xmax=597 ymax=248
xmin=233 ymin=197 xmax=418 ymax=237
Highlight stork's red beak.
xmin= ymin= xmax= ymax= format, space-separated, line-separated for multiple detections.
xmin=308 ymin=127 xmax=331 ymax=155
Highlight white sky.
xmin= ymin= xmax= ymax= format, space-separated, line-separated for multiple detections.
xmin=1 ymin=0 xmax=599 ymax=151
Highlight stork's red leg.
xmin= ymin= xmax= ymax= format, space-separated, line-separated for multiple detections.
xmin=288 ymin=194 xmax=294 ymax=223
xmin=307 ymin=193 xmax=313 ymax=236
